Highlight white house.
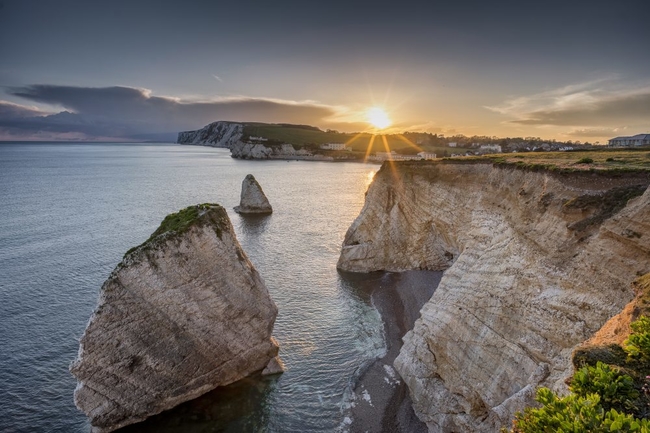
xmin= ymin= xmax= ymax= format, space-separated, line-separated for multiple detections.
xmin=320 ymin=143 xmax=348 ymax=150
xmin=479 ymin=144 xmax=502 ymax=153
xmin=370 ymin=151 xmax=423 ymax=162
xmin=608 ymin=134 xmax=650 ymax=147
xmin=448 ymin=142 xmax=457 ymax=148
xmin=417 ymin=152 xmax=437 ymax=160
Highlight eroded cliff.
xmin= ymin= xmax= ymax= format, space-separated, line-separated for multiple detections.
xmin=70 ymin=204 xmax=281 ymax=432
xmin=177 ymin=121 xmax=243 ymax=147
xmin=338 ymin=161 xmax=650 ymax=432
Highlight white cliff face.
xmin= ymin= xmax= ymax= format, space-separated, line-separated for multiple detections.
xmin=234 ymin=174 xmax=273 ymax=214
xmin=70 ymin=204 xmax=281 ymax=433
xmin=177 ymin=121 xmax=243 ymax=147
xmin=230 ymin=142 xmax=273 ymax=159
xmin=338 ymin=162 xmax=650 ymax=432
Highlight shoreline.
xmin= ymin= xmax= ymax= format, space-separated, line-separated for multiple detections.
xmin=343 ymin=270 xmax=443 ymax=433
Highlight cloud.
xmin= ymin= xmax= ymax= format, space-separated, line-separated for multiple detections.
xmin=565 ymin=127 xmax=630 ymax=138
xmin=0 ymin=100 xmax=49 ymax=119
xmin=486 ymin=79 xmax=650 ymax=128
xmin=1 ymin=84 xmax=359 ymax=141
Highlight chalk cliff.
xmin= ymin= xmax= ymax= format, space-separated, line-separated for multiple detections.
xmin=234 ymin=174 xmax=273 ymax=214
xmin=177 ymin=121 xmax=243 ymax=147
xmin=70 ymin=204 xmax=281 ymax=432
xmin=177 ymin=121 xmax=334 ymax=160
xmin=338 ymin=161 xmax=650 ymax=432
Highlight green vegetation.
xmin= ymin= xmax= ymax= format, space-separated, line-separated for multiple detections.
xmin=507 ymin=388 xmax=649 ymax=433
xmin=445 ymin=148 xmax=650 ymax=173
xmin=240 ymin=122 xmax=467 ymax=156
xmin=626 ymin=317 xmax=650 ymax=361
xmin=570 ymin=362 xmax=638 ymax=412
xmin=123 ymin=203 xmax=225 ymax=259
xmin=506 ymin=286 xmax=650 ymax=432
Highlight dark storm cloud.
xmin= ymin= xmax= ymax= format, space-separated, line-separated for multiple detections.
xmin=511 ymin=91 xmax=650 ymax=127
xmin=1 ymin=85 xmax=350 ymax=140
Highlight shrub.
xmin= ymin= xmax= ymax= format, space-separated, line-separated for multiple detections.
xmin=577 ymin=157 xmax=594 ymax=164
xmin=508 ymin=388 xmax=650 ymax=433
xmin=570 ymin=362 xmax=638 ymax=412
xmin=626 ymin=317 xmax=650 ymax=361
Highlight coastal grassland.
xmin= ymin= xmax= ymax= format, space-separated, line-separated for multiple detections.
xmin=448 ymin=148 xmax=650 ymax=172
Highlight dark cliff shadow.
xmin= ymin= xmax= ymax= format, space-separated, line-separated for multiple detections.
xmin=117 ymin=372 xmax=278 ymax=433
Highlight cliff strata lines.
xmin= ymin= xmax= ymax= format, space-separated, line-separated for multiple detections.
xmin=338 ymin=161 xmax=650 ymax=432
xmin=177 ymin=121 xmax=243 ymax=147
xmin=70 ymin=204 xmax=281 ymax=433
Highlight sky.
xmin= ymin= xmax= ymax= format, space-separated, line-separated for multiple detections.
xmin=0 ymin=0 xmax=649 ymax=143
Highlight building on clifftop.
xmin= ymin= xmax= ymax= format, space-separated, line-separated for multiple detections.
xmin=608 ymin=134 xmax=650 ymax=147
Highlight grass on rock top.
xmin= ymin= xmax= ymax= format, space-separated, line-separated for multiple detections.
xmin=123 ymin=203 xmax=224 ymax=259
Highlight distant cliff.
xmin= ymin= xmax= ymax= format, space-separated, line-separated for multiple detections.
xmin=177 ymin=121 xmax=243 ymax=147
xmin=178 ymin=121 xmax=337 ymax=160
xmin=338 ymin=161 xmax=650 ymax=432
xmin=70 ymin=204 xmax=281 ymax=432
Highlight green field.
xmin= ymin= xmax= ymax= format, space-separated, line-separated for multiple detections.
xmin=448 ymin=148 xmax=650 ymax=172
xmin=241 ymin=123 xmax=463 ymax=155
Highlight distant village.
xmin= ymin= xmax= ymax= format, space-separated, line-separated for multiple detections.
xmin=242 ymin=131 xmax=650 ymax=163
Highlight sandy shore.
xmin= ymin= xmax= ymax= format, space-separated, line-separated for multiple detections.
xmin=343 ymin=270 xmax=443 ymax=433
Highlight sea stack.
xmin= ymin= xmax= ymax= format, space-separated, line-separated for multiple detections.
xmin=70 ymin=204 xmax=282 ymax=433
xmin=234 ymin=174 xmax=273 ymax=214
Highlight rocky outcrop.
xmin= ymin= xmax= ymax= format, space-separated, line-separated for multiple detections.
xmin=234 ymin=174 xmax=273 ymax=214
xmin=177 ymin=121 xmax=243 ymax=147
xmin=70 ymin=204 xmax=281 ymax=433
xmin=231 ymin=142 xmax=334 ymax=160
xmin=338 ymin=161 xmax=650 ymax=432
xmin=231 ymin=142 xmax=273 ymax=159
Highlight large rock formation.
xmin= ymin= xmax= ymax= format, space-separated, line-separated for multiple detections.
xmin=177 ymin=121 xmax=243 ymax=147
xmin=70 ymin=204 xmax=281 ymax=433
xmin=234 ymin=174 xmax=273 ymax=214
xmin=338 ymin=161 xmax=650 ymax=432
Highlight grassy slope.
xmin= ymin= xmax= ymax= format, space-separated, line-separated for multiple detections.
xmin=440 ymin=148 xmax=650 ymax=172
xmin=241 ymin=123 xmax=468 ymax=155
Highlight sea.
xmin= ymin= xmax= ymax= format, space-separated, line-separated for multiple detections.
xmin=0 ymin=142 xmax=392 ymax=433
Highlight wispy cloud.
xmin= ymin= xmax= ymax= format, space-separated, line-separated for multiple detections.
xmin=486 ymin=78 xmax=650 ymax=128
xmin=0 ymin=100 xmax=50 ymax=118
xmin=211 ymin=74 xmax=223 ymax=83
xmin=565 ymin=127 xmax=630 ymax=139
xmin=0 ymin=84 xmax=363 ymax=141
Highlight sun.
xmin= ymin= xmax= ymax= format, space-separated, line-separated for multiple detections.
xmin=366 ymin=107 xmax=392 ymax=130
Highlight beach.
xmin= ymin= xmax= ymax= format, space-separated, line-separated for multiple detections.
xmin=343 ymin=270 xmax=443 ymax=433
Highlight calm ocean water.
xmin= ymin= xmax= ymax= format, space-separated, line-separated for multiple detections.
xmin=0 ymin=143 xmax=386 ymax=433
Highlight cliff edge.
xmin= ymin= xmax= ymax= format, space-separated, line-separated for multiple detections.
xmin=338 ymin=161 xmax=650 ymax=432
xmin=70 ymin=204 xmax=281 ymax=432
